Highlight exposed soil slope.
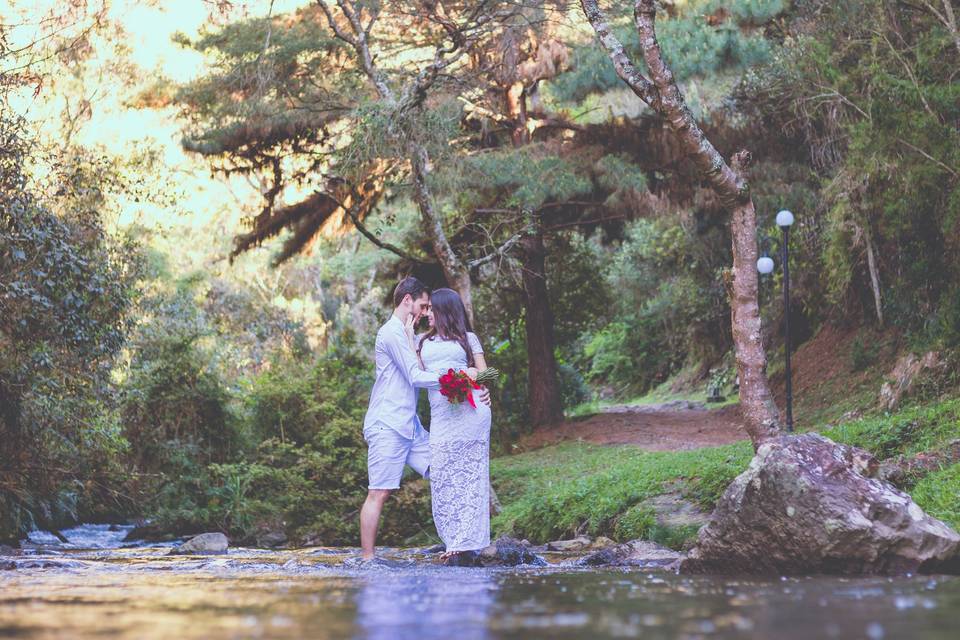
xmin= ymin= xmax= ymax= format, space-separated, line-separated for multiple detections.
xmin=518 ymin=401 xmax=747 ymax=452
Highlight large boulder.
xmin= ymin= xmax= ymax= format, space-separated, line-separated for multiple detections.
xmin=682 ymin=433 xmax=960 ymax=575
xmin=168 ymin=532 xmax=229 ymax=556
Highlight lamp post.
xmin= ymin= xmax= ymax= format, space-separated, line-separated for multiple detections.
xmin=756 ymin=254 xmax=774 ymax=276
xmin=776 ymin=209 xmax=795 ymax=432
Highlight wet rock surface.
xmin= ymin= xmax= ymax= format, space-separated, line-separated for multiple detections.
xmin=683 ymin=433 xmax=960 ymax=575
xmin=546 ymin=536 xmax=592 ymax=552
xmin=169 ymin=533 xmax=229 ymax=556
xmin=2 ymin=558 xmax=89 ymax=570
xmin=578 ymin=540 xmax=681 ymax=568
xmin=445 ymin=536 xmax=547 ymax=567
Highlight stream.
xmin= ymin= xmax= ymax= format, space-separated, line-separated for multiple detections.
xmin=3 ymin=525 xmax=960 ymax=639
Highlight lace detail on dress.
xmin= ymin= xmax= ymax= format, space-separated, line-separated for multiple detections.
xmin=429 ymin=439 xmax=490 ymax=552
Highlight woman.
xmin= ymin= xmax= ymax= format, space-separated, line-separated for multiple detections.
xmin=407 ymin=288 xmax=491 ymax=560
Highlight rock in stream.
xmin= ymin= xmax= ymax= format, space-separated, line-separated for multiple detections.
xmin=682 ymin=433 xmax=960 ymax=575
xmin=445 ymin=536 xmax=547 ymax=567
xmin=168 ymin=533 xmax=229 ymax=556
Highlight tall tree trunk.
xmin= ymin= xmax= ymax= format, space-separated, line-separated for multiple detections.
xmin=862 ymin=221 xmax=884 ymax=326
xmin=409 ymin=143 xmax=475 ymax=324
xmin=581 ymin=0 xmax=781 ymax=447
xmin=520 ymin=226 xmax=564 ymax=427
xmin=495 ymin=30 xmax=564 ymax=425
xmin=727 ymin=164 xmax=782 ymax=445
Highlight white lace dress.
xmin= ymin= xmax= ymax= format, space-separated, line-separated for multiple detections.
xmin=419 ymin=332 xmax=491 ymax=553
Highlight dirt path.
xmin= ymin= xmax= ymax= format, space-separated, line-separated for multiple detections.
xmin=517 ymin=400 xmax=748 ymax=452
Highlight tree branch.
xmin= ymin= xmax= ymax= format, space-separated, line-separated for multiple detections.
xmin=344 ymin=205 xmax=436 ymax=265
xmin=327 ymin=191 xmax=436 ymax=265
xmin=578 ymin=0 xmax=658 ymax=105
xmin=467 ymin=232 xmax=524 ymax=269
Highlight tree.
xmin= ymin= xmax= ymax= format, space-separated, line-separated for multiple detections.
xmin=0 ymin=111 xmax=140 ymax=541
xmin=172 ymin=2 xmax=517 ymax=318
xmin=578 ymin=0 xmax=780 ymax=446
xmin=171 ymin=1 xmax=572 ymax=425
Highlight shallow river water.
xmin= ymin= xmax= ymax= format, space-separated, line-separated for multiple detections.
xmin=3 ymin=525 xmax=960 ymax=639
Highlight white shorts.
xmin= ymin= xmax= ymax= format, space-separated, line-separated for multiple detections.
xmin=365 ymin=423 xmax=430 ymax=490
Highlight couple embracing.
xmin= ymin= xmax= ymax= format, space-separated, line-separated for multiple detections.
xmin=360 ymin=277 xmax=492 ymax=563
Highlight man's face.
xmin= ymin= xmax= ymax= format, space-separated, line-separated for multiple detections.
xmin=411 ymin=292 xmax=430 ymax=321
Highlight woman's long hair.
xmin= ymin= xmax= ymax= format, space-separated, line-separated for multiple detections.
xmin=418 ymin=288 xmax=475 ymax=368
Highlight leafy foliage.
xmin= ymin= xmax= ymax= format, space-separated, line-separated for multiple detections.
xmin=548 ymin=0 xmax=784 ymax=104
xmin=0 ymin=112 xmax=141 ymax=541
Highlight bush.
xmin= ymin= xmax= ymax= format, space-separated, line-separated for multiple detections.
xmin=130 ymin=334 xmax=434 ymax=545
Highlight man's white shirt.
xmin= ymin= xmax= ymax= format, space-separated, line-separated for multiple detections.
xmin=363 ymin=315 xmax=440 ymax=439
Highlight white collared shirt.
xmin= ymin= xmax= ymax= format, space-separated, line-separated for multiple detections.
xmin=363 ymin=315 xmax=440 ymax=438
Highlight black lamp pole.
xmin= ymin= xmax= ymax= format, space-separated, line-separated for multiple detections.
xmin=776 ymin=210 xmax=795 ymax=432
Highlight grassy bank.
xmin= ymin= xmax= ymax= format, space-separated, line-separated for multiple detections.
xmin=492 ymin=396 xmax=960 ymax=548
xmin=491 ymin=441 xmax=753 ymax=547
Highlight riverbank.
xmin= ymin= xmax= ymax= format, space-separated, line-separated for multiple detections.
xmin=490 ymin=395 xmax=960 ymax=550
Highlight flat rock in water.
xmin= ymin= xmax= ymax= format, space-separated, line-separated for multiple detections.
xmin=446 ymin=536 xmax=547 ymax=567
xmin=546 ymin=536 xmax=593 ymax=552
xmin=168 ymin=532 xmax=229 ymax=556
xmin=578 ymin=540 xmax=681 ymax=568
xmin=682 ymin=433 xmax=960 ymax=575
xmin=2 ymin=558 xmax=88 ymax=570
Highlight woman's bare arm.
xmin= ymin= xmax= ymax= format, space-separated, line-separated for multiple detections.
xmin=474 ymin=353 xmax=488 ymax=372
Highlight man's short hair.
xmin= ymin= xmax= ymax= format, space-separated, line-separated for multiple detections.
xmin=393 ymin=276 xmax=430 ymax=307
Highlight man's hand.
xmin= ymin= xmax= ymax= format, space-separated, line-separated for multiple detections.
xmin=402 ymin=312 xmax=417 ymax=340
xmin=477 ymin=385 xmax=491 ymax=407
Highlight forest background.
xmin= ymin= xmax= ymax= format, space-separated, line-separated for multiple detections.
xmin=1 ymin=0 xmax=958 ymax=548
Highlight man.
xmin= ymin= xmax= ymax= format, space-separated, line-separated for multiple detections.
xmin=360 ymin=276 xmax=488 ymax=561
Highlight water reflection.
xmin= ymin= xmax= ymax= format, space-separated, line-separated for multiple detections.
xmin=2 ymin=547 xmax=960 ymax=639
xmin=356 ymin=568 xmax=495 ymax=640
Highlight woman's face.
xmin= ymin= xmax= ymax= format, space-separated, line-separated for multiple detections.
xmin=426 ymin=303 xmax=435 ymax=328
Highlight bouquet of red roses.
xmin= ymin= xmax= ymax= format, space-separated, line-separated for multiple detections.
xmin=438 ymin=368 xmax=499 ymax=408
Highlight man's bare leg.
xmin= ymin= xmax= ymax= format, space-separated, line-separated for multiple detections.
xmin=360 ymin=489 xmax=392 ymax=560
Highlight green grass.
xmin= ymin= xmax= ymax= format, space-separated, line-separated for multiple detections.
xmin=490 ymin=440 xmax=753 ymax=546
xmin=911 ymin=463 xmax=960 ymax=530
xmin=823 ymin=398 xmax=960 ymax=459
